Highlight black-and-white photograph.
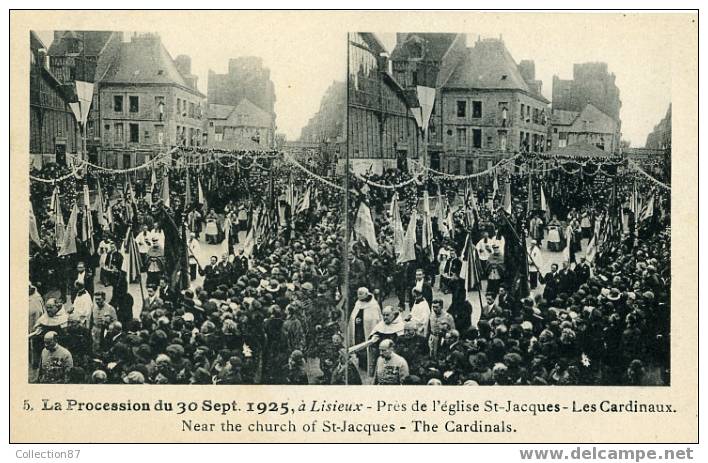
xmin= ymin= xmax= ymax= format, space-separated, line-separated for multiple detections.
xmin=27 ymin=24 xmax=670 ymax=387
xmin=344 ymin=31 xmax=671 ymax=386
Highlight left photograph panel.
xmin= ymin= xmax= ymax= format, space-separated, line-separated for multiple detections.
xmin=27 ymin=29 xmax=348 ymax=385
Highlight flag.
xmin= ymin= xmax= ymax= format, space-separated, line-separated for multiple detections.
xmin=197 ymin=176 xmax=206 ymax=210
xmin=222 ymin=215 xmax=231 ymax=255
xmin=540 ymin=185 xmax=549 ymax=221
xmin=397 ymin=209 xmax=417 ymax=264
xmin=297 ymin=186 xmax=311 ymax=214
xmin=459 ymin=233 xmax=480 ymax=291
xmin=585 ymin=234 xmax=597 ymax=263
xmin=421 ymin=191 xmax=434 ymax=259
xmin=563 ymin=229 xmax=572 ymax=263
xmin=639 ymin=193 xmax=655 ymax=223
xmin=147 ymin=167 xmax=157 ymax=205
xmin=82 ymin=183 xmax=95 ymax=254
xmin=50 ymin=186 xmax=64 ymax=247
xmin=527 ymin=172 xmax=533 ymax=212
xmin=158 ymin=206 xmax=189 ymax=291
xmin=390 ymin=193 xmax=405 ymax=251
xmin=463 ymin=180 xmax=477 ymax=230
xmin=285 ymin=172 xmax=296 ymax=208
xmin=436 ymin=186 xmax=449 ymax=238
xmin=94 ymin=177 xmax=107 ymax=227
xmin=58 ymin=203 xmax=79 ymax=256
xmin=503 ymin=179 xmax=512 ymax=214
xmin=242 ymin=222 xmax=256 ymax=258
xmin=185 ymin=165 xmax=192 ymax=206
xmin=161 ymin=169 xmax=171 ymax=207
xmin=29 ymin=201 xmax=41 ymax=246
xmin=353 ymin=201 xmax=378 ymax=253
xmin=489 ymin=171 xmax=499 ymax=209
xmin=123 ymin=228 xmax=142 ymax=284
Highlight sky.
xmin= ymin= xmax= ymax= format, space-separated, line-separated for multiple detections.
xmin=39 ymin=15 xmax=673 ymax=147
xmin=38 ymin=26 xmax=346 ymax=141
xmin=377 ymin=27 xmax=671 ymax=148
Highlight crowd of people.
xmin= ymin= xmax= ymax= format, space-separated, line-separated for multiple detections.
xmin=28 ymin=154 xmax=670 ymax=386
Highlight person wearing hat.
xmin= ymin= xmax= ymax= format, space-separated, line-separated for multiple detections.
xmin=145 ymin=239 xmax=165 ymax=287
xmin=135 ymin=225 xmax=152 ymax=271
xmin=347 ymin=287 xmax=382 ymax=350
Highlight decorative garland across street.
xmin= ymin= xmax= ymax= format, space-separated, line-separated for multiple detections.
xmin=29 ymin=145 xmax=670 ymax=191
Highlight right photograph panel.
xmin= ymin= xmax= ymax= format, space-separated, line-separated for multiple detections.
xmin=346 ymin=32 xmax=671 ymax=386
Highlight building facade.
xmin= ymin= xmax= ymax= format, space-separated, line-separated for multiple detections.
xmin=48 ymin=30 xmax=123 ymax=162
xmin=549 ymin=103 xmax=620 ymax=153
xmin=96 ymin=33 xmax=205 ymax=169
xmin=30 ymin=31 xmax=79 ymax=167
xmin=645 ymin=104 xmax=671 ymax=151
xmin=390 ymin=33 xmax=468 ymax=171
xmin=348 ymin=33 xmax=420 ymax=174
xmin=299 ymin=80 xmax=346 ymax=168
xmin=551 ymin=62 xmax=622 ymax=152
xmin=439 ymin=38 xmax=549 ymax=174
xmin=204 ymin=99 xmax=274 ymax=150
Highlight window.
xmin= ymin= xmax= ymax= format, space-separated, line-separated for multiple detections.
xmin=498 ymin=102 xmax=509 ymax=126
xmin=559 ymin=131 xmax=567 ymax=148
xmin=103 ymin=124 xmax=111 ymax=144
xmin=472 ymin=101 xmax=482 ymax=118
xmin=526 ymin=105 xmax=531 ymax=121
xmin=129 ymin=96 xmax=139 ymax=113
xmin=129 ymin=123 xmax=139 ymax=143
xmin=472 ymin=129 xmax=482 ymax=148
xmin=155 ymin=124 xmax=164 ymax=145
xmin=412 ymin=71 xmax=418 ymax=86
xmin=155 ymin=96 xmax=165 ymax=121
xmin=176 ymin=98 xmax=182 ymax=116
xmin=189 ymin=102 xmax=195 ymax=118
xmin=114 ymin=123 xmax=124 ymax=142
xmin=114 ymin=95 xmax=123 ymax=113
xmin=533 ymin=108 xmax=539 ymax=124
xmin=456 ymin=128 xmax=467 ymax=148
xmin=520 ymin=104 xmax=525 ymax=120
xmin=487 ymin=136 xmax=493 ymax=148
xmin=499 ymin=132 xmax=507 ymax=151
xmin=456 ymin=101 xmax=466 ymax=118
xmin=215 ymin=133 xmax=224 ymax=142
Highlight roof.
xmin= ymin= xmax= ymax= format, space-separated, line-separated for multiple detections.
xmin=207 ymin=98 xmax=272 ymax=127
xmin=546 ymin=142 xmax=611 ymax=158
xmin=444 ymin=39 xmax=549 ymax=103
xmin=100 ymin=34 xmax=204 ymax=96
xmin=48 ymin=31 xmax=116 ymax=56
xmin=30 ymin=32 xmax=68 ymax=94
xmin=206 ymin=103 xmax=235 ymax=119
xmin=390 ymin=33 xmax=459 ymax=61
xmin=551 ymin=109 xmax=579 ymax=125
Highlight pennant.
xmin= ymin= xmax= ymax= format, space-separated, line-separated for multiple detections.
xmin=185 ymin=165 xmax=192 ymax=206
xmin=147 ymin=167 xmax=157 ymax=205
xmin=585 ymin=234 xmax=597 ymax=263
xmin=422 ymin=191 xmax=434 ymax=259
xmin=503 ymin=180 xmax=512 ymax=214
xmin=397 ymin=209 xmax=417 ymax=264
xmin=58 ymin=203 xmax=78 ymax=256
xmin=436 ymin=186 xmax=449 ymax=238
xmin=161 ymin=169 xmax=171 ymax=207
xmin=94 ymin=177 xmax=107 ymax=227
xmin=563 ymin=230 xmax=572 ymax=263
xmin=639 ymin=194 xmax=655 ymax=223
xmin=390 ymin=193 xmax=405 ymax=251
xmin=197 ymin=176 xmax=206 ymax=210
xmin=29 ymin=201 xmax=41 ymax=246
xmin=123 ymin=228 xmax=142 ymax=284
xmin=297 ymin=186 xmax=311 ymax=214
xmin=459 ymin=234 xmax=480 ymax=291
xmin=82 ymin=184 xmax=95 ymax=254
xmin=354 ymin=201 xmax=378 ymax=253
xmin=51 ymin=186 xmax=64 ymax=247
xmin=527 ymin=172 xmax=533 ymax=212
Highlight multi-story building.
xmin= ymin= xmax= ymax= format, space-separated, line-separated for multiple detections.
xmin=390 ymin=33 xmax=468 ymax=171
xmin=549 ymin=103 xmax=619 ymax=153
xmin=551 ymin=62 xmax=622 ymax=152
xmin=96 ymin=33 xmax=205 ymax=169
xmin=204 ymin=99 xmax=274 ymax=150
xmin=439 ymin=37 xmax=549 ymax=174
xmin=645 ymin=104 xmax=671 ymax=151
xmin=347 ymin=33 xmax=421 ymax=174
xmin=29 ymin=31 xmax=79 ymax=167
xmin=207 ymin=56 xmax=276 ymax=141
xmin=47 ymin=30 xmax=123 ymax=162
xmin=299 ymin=80 xmax=345 ymax=167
